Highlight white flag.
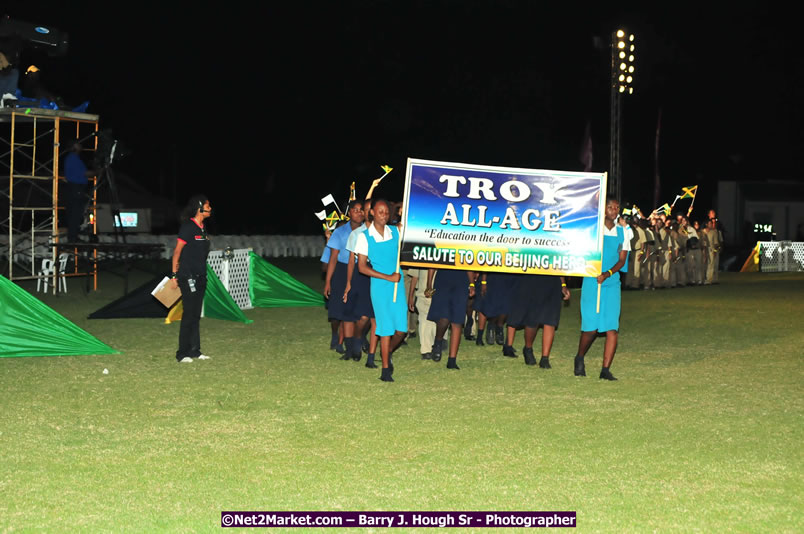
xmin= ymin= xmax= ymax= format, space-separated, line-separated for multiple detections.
xmin=314 ymin=210 xmax=327 ymax=220
xmin=321 ymin=194 xmax=335 ymax=206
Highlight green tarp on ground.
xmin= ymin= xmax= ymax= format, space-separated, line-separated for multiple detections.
xmin=0 ymin=274 xmax=119 ymax=357
xmin=204 ymin=265 xmax=253 ymax=323
xmin=249 ymin=252 xmax=324 ymax=308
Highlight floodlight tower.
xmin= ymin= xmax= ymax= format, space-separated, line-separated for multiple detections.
xmin=609 ymin=29 xmax=636 ymax=202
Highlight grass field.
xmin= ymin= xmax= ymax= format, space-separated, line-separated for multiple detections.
xmin=1 ymin=262 xmax=802 ymax=532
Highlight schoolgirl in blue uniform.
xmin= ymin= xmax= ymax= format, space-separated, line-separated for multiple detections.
xmin=575 ymin=198 xmax=630 ymax=380
xmin=355 ymin=200 xmax=408 ymax=382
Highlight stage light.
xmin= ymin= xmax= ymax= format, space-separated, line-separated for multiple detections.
xmin=626 ymin=76 xmax=632 ymax=83
xmin=619 ymin=74 xmax=625 ymax=82
xmin=629 ymin=65 xmax=635 ymax=73
xmin=620 ymin=51 xmax=626 ymax=59
xmin=617 ymin=30 xmax=625 ymax=38
xmin=629 ymin=34 xmax=634 ymax=41
xmin=620 ymin=62 xmax=627 ymax=70
xmin=628 ymin=87 xmax=634 ymax=94
xmin=629 ymin=55 xmax=634 ymax=62
xmin=619 ymin=86 xmax=625 ymax=93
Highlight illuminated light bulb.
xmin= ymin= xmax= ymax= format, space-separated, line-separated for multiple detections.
xmin=629 ymin=65 xmax=635 ymax=73
xmin=620 ymin=63 xmax=627 ymax=70
xmin=619 ymin=86 xmax=625 ymax=93
xmin=617 ymin=30 xmax=625 ymax=38
xmin=618 ymin=41 xmax=625 ymax=49
xmin=620 ymin=51 xmax=626 ymax=59
xmin=629 ymin=55 xmax=635 ymax=62
xmin=629 ymin=34 xmax=635 ymax=41
xmin=619 ymin=74 xmax=625 ymax=82
xmin=629 ymin=87 xmax=634 ymax=94
xmin=626 ymin=76 xmax=632 ymax=83
xmin=630 ymin=44 xmax=635 ymax=52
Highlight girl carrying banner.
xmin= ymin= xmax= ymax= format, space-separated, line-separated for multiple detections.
xmin=355 ymin=200 xmax=408 ymax=382
xmin=575 ymin=198 xmax=630 ymax=380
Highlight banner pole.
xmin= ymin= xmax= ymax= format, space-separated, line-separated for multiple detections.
xmin=596 ymin=283 xmax=601 ymax=313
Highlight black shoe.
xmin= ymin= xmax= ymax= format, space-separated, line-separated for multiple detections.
xmin=463 ymin=318 xmax=474 ymax=340
xmin=485 ymin=327 xmax=495 ymax=345
xmin=476 ymin=335 xmax=485 ymax=346
xmin=522 ymin=347 xmax=537 ymax=365
xmin=352 ymin=352 xmax=362 ymax=362
xmin=446 ymin=357 xmax=460 ymax=370
xmin=599 ymin=368 xmax=618 ymax=381
xmin=379 ymin=367 xmax=394 ymax=382
xmin=362 ymin=337 xmax=370 ymax=353
xmin=574 ymin=356 xmax=586 ymax=377
xmin=538 ymin=356 xmax=552 ymax=369
xmin=365 ymin=355 xmax=377 ymax=369
xmin=339 ymin=352 xmax=351 ymax=361
xmin=421 ymin=352 xmax=432 ymax=360
xmin=408 ymin=331 xmax=417 ymax=338
xmin=431 ymin=342 xmax=443 ymax=362
xmin=502 ymin=344 xmax=517 ymax=358
xmin=495 ymin=326 xmax=504 ymax=345
xmin=333 ymin=343 xmax=345 ymax=355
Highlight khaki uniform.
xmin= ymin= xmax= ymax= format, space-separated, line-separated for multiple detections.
xmin=699 ymin=230 xmax=711 ymax=285
xmin=704 ymin=227 xmax=722 ymax=283
xmin=686 ymin=226 xmax=703 ymax=285
xmin=406 ymin=268 xmax=438 ymax=356
xmin=641 ymin=227 xmax=656 ymax=289
xmin=627 ymin=225 xmax=646 ymax=289
xmin=674 ymin=229 xmax=688 ymax=286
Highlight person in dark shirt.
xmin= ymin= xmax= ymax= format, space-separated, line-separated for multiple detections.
xmin=170 ymin=194 xmax=212 ymax=363
xmin=63 ymin=141 xmax=96 ymax=242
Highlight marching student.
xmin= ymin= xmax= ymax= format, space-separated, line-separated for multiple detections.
xmin=507 ymin=274 xmax=570 ymax=367
xmin=425 ymin=267 xmax=477 ymax=369
xmin=574 ymin=197 xmax=630 ymax=380
xmin=355 ymin=199 xmax=408 ymax=382
xmin=344 ymin=197 xmax=378 ymax=367
xmin=324 ymin=201 xmax=365 ymax=360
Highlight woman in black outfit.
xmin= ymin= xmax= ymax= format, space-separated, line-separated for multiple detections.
xmin=170 ymin=194 xmax=212 ymax=363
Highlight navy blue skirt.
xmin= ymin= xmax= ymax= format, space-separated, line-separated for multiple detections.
xmin=507 ymin=274 xmax=562 ymax=328
xmin=427 ymin=269 xmax=470 ymax=325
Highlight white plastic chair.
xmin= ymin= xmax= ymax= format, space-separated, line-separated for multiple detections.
xmin=36 ymin=258 xmax=55 ymax=292
xmin=56 ymin=252 xmax=69 ymax=293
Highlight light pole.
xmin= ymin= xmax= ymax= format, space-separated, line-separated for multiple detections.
xmin=609 ymin=29 xmax=635 ymax=202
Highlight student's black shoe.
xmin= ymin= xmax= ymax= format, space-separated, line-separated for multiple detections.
xmin=574 ymin=356 xmax=586 ymax=377
xmin=333 ymin=343 xmax=345 ymax=354
xmin=522 ymin=347 xmax=537 ymax=366
xmin=352 ymin=352 xmax=362 ymax=362
xmin=365 ymin=354 xmax=377 ymax=368
xmin=431 ymin=341 xmax=443 ymax=362
xmin=379 ymin=368 xmax=394 ymax=382
xmin=464 ymin=333 xmax=476 ymax=341
xmin=485 ymin=327 xmax=495 ymax=345
xmin=538 ymin=356 xmax=552 ymax=369
xmin=408 ymin=331 xmax=417 ymax=338
xmin=502 ymin=345 xmax=517 ymax=358
xmin=495 ymin=326 xmax=504 ymax=345
xmin=476 ymin=335 xmax=485 ymax=346
xmin=599 ymin=368 xmax=618 ymax=381
xmin=421 ymin=352 xmax=432 ymax=360
xmin=339 ymin=352 xmax=351 ymax=361
xmin=446 ymin=357 xmax=460 ymax=370
xmin=362 ymin=338 xmax=370 ymax=353
xmin=463 ymin=318 xmax=474 ymax=340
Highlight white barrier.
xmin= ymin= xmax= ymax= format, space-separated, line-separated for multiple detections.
xmin=207 ymin=248 xmax=253 ymax=310
xmin=759 ymin=241 xmax=804 ymax=272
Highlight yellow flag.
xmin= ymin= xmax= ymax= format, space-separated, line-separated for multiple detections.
xmin=680 ymin=185 xmax=698 ymax=199
xmin=381 ymin=165 xmax=392 ymax=173
xmin=349 ymin=181 xmax=356 ymax=201
xmin=165 ymin=300 xmax=183 ymax=324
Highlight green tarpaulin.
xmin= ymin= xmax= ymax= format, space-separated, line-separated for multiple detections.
xmin=0 ymin=275 xmax=119 ymax=357
xmin=249 ymin=252 xmax=323 ymax=308
xmin=204 ymin=265 xmax=253 ymax=324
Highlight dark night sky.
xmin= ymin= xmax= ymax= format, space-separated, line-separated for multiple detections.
xmin=6 ymin=2 xmax=801 ymax=234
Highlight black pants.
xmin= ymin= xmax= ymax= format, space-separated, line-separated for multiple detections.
xmin=64 ymin=182 xmax=88 ymax=242
xmin=176 ymin=275 xmax=207 ymax=360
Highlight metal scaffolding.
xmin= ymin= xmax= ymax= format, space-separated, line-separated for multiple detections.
xmin=0 ymin=107 xmax=99 ymax=290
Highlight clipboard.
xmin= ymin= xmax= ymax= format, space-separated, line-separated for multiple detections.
xmin=151 ymin=276 xmax=182 ymax=308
